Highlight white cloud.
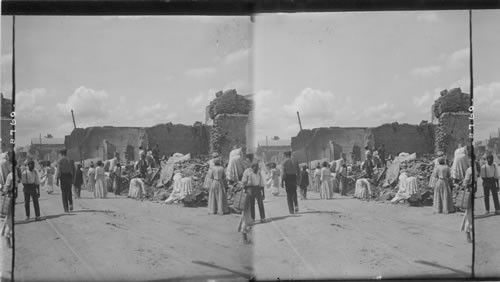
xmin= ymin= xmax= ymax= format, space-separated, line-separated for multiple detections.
xmin=187 ymin=88 xmax=217 ymax=110
xmin=447 ymin=47 xmax=469 ymax=69
xmin=412 ymin=91 xmax=440 ymax=109
xmin=135 ymin=103 xmax=177 ymax=126
xmin=474 ymin=82 xmax=500 ymax=140
xmin=410 ymin=65 xmax=442 ymax=77
xmin=184 ymin=67 xmax=216 ymax=78
xmin=416 ymin=11 xmax=442 ymax=23
xmin=17 ymin=88 xmax=47 ymax=113
xmin=223 ymin=48 xmax=250 ymax=65
xmin=363 ymin=103 xmax=406 ymax=122
xmin=56 ymin=86 xmax=110 ymax=120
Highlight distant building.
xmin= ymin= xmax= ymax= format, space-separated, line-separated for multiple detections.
xmin=0 ymin=93 xmax=12 ymax=152
xmin=29 ymin=136 xmax=65 ymax=162
xmin=256 ymin=139 xmax=291 ymax=164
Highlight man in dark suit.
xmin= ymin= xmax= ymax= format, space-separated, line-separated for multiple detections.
xmin=56 ymin=149 xmax=75 ymax=213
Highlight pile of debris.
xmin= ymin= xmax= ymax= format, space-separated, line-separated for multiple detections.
xmin=371 ymin=154 xmax=435 ymax=205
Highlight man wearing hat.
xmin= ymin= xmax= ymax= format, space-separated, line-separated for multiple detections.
xmin=21 ymin=159 xmax=41 ymax=220
xmin=56 ymin=149 xmax=75 ymax=213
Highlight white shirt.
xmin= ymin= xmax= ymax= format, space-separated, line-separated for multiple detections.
xmin=22 ymin=169 xmax=40 ymax=185
xmin=241 ymin=168 xmax=264 ymax=187
xmin=481 ymin=163 xmax=498 ymax=179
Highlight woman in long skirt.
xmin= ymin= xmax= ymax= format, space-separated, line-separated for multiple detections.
xmin=313 ymin=164 xmax=321 ymax=193
xmin=207 ymin=158 xmax=229 ymax=215
xmin=428 ymin=151 xmax=444 ymax=188
xmin=203 ymin=153 xmax=219 ymax=189
xmin=432 ymin=157 xmax=455 ymax=214
xmin=94 ymin=161 xmax=107 ymax=199
xmin=87 ymin=163 xmax=96 ymax=193
xmin=320 ymin=162 xmax=332 ymax=199
xmin=270 ymin=163 xmax=281 ymax=196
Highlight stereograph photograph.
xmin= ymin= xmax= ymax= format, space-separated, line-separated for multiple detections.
xmin=0 ymin=4 xmax=498 ymax=282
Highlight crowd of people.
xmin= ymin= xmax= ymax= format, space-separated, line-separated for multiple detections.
xmin=1 ymin=140 xmax=498 ymax=247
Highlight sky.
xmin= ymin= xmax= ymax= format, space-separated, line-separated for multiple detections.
xmin=471 ymin=10 xmax=500 ymax=141
xmin=253 ymin=11 xmax=472 ymax=146
xmin=1 ymin=16 xmax=252 ymax=147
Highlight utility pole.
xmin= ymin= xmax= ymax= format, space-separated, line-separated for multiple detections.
xmin=296 ymin=111 xmax=310 ymax=170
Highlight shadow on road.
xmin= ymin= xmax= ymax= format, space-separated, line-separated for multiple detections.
xmin=265 ymin=214 xmax=301 ymax=223
xmin=297 ymin=210 xmax=340 ymax=215
xmin=15 ymin=213 xmax=75 ymax=225
xmin=73 ymin=209 xmax=116 ymax=214
xmin=474 ymin=213 xmax=499 ymax=219
xmin=189 ymin=260 xmax=252 ymax=280
xmin=414 ymin=260 xmax=471 ymax=276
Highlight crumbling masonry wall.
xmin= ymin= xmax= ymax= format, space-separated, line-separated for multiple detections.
xmin=145 ymin=123 xmax=210 ymax=157
xmin=432 ymin=88 xmax=471 ymax=160
xmin=208 ymin=89 xmax=253 ymax=159
xmin=435 ymin=113 xmax=469 ymax=160
xmin=0 ymin=94 xmax=12 ymax=151
xmin=372 ymin=122 xmax=435 ymax=157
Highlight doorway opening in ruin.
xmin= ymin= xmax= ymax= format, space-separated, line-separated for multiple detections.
xmin=126 ymin=145 xmax=135 ymax=162
xmin=352 ymin=145 xmax=361 ymax=163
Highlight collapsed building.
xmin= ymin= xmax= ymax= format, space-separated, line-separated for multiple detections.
xmin=65 ymin=89 xmax=253 ymax=162
xmin=291 ymin=88 xmax=470 ymax=164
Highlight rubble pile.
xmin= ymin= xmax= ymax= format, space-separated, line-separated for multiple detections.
xmin=372 ymin=155 xmax=435 ymax=205
xmin=207 ymin=89 xmax=252 ymax=120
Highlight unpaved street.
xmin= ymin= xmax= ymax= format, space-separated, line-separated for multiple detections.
xmin=13 ymin=188 xmax=252 ymax=282
xmin=252 ymin=187 xmax=472 ymax=280
xmin=13 ymin=185 xmax=472 ymax=281
xmin=474 ymin=177 xmax=500 ymax=278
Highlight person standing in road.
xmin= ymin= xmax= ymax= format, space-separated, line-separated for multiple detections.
xmin=21 ymin=159 xmax=41 ymax=221
xmin=299 ymin=165 xmax=309 ymax=200
xmin=94 ymin=161 xmax=107 ymax=199
xmin=241 ymin=162 xmax=266 ymax=223
xmin=113 ymin=163 xmax=123 ymax=196
xmin=269 ymin=163 xmax=281 ymax=196
xmin=313 ymin=164 xmax=321 ymax=193
xmin=87 ymin=162 xmax=96 ymax=193
xmin=73 ymin=163 xmax=84 ymax=199
xmin=480 ymin=154 xmax=500 ymax=215
xmin=56 ymin=149 xmax=75 ymax=213
xmin=431 ymin=157 xmax=455 ymax=214
xmin=320 ymin=161 xmax=332 ymax=199
xmin=207 ymin=158 xmax=229 ymax=215
xmin=281 ymin=151 xmax=299 ymax=214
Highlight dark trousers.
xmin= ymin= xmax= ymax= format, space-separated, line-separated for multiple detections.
xmin=73 ymin=185 xmax=81 ymax=198
xmin=483 ymin=179 xmax=500 ymax=212
xmin=114 ymin=177 xmax=122 ymax=195
xmin=284 ymin=175 xmax=298 ymax=214
xmin=247 ymin=186 xmax=265 ymax=220
xmin=60 ymin=173 xmax=73 ymax=212
xmin=299 ymin=185 xmax=307 ymax=199
xmin=23 ymin=186 xmax=40 ymax=218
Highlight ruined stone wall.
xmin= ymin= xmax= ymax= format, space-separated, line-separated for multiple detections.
xmin=208 ymin=89 xmax=252 ymax=158
xmin=433 ymin=88 xmax=470 ymax=119
xmin=372 ymin=122 xmax=435 ymax=157
xmin=145 ymin=123 xmax=210 ymax=157
xmin=0 ymin=95 xmax=12 ymax=152
xmin=211 ymin=114 xmax=249 ymax=159
xmin=65 ymin=127 xmax=146 ymax=161
xmin=291 ymin=127 xmax=372 ymax=164
xmin=435 ymin=113 xmax=470 ymax=160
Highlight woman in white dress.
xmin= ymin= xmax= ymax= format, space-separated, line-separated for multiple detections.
xmin=269 ymin=163 xmax=281 ymax=196
xmin=41 ymin=161 xmax=55 ymax=194
xmin=203 ymin=153 xmax=219 ymax=189
xmin=320 ymin=162 xmax=332 ymax=199
xmin=94 ymin=161 xmax=107 ymax=199
xmin=87 ymin=163 xmax=96 ymax=193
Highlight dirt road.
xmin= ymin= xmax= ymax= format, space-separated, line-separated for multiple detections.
xmin=11 ymin=184 xmax=473 ymax=281
xmin=474 ymin=177 xmax=500 ymax=278
xmin=13 ymin=188 xmax=252 ymax=282
xmin=252 ymin=187 xmax=472 ymax=280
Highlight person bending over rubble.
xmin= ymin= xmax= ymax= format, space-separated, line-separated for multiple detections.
xmin=451 ymin=143 xmax=470 ymax=185
xmin=432 ymin=157 xmax=455 ymax=214
xmin=207 ymin=158 xmax=229 ymax=215
xmin=226 ymin=145 xmax=246 ymax=183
